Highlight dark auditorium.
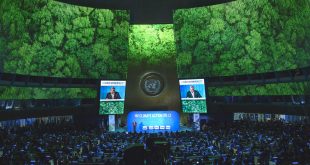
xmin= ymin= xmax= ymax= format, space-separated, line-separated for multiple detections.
xmin=0 ymin=0 xmax=309 ymax=164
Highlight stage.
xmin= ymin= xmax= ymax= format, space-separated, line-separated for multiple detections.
xmin=107 ymin=111 xmax=202 ymax=133
xmin=114 ymin=125 xmax=193 ymax=133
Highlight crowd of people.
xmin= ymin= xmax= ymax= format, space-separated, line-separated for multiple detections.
xmin=0 ymin=120 xmax=309 ymax=164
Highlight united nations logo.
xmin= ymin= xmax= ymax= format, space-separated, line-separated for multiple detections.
xmin=140 ymin=73 xmax=164 ymax=96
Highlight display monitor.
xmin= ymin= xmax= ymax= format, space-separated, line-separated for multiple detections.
xmin=179 ymin=79 xmax=207 ymax=113
xmin=99 ymin=80 xmax=126 ymax=114
xmin=127 ymin=111 xmax=180 ymax=133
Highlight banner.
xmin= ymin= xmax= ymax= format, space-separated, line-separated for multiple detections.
xmin=193 ymin=113 xmax=200 ymax=131
xmin=127 ymin=111 xmax=179 ymax=133
xmin=109 ymin=115 xmax=115 ymax=132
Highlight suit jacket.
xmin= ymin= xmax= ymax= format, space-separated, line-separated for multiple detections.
xmin=106 ymin=92 xmax=121 ymax=99
xmin=186 ymin=90 xmax=202 ymax=98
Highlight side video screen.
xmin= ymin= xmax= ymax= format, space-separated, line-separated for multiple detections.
xmin=99 ymin=80 xmax=126 ymax=114
xmin=179 ymin=79 xmax=207 ymax=113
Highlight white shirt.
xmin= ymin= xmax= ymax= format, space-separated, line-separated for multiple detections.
xmin=191 ymin=92 xmax=195 ymax=98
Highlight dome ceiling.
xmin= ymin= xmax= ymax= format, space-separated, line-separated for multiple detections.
xmin=56 ymin=0 xmax=234 ymax=24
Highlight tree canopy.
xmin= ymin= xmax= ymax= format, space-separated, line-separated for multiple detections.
xmin=0 ymin=0 xmax=129 ymax=98
xmin=0 ymin=0 xmax=309 ymax=99
xmin=174 ymin=0 xmax=310 ymax=95
xmin=174 ymin=0 xmax=310 ymax=77
xmin=129 ymin=25 xmax=176 ymax=64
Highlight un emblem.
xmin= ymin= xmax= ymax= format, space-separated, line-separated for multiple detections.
xmin=140 ymin=73 xmax=164 ymax=96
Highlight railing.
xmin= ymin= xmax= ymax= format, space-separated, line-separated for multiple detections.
xmin=1 ymin=66 xmax=309 ymax=88
xmin=0 ymin=95 xmax=308 ymax=112
xmin=209 ymin=95 xmax=309 ymax=105
xmin=207 ymin=66 xmax=310 ymax=87
xmin=0 ymin=98 xmax=95 ymax=111
xmin=0 ymin=72 xmax=97 ymax=88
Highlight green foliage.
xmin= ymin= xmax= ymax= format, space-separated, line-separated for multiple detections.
xmin=174 ymin=0 xmax=310 ymax=95
xmin=0 ymin=0 xmax=309 ymax=99
xmin=0 ymin=0 xmax=129 ymax=98
xmin=99 ymin=101 xmax=124 ymax=114
xmin=129 ymin=25 xmax=176 ymax=64
xmin=181 ymin=100 xmax=207 ymax=113
xmin=174 ymin=0 xmax=310 ymax=77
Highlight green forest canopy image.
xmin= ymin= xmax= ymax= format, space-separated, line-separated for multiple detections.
xmin=0 ymin=0 xmax=129 ymax=99
xmin=173 ymin=0 xmax=309 ymax=96
xmin=0 ymin=0 xmax=309 ymax=99
xmin=0 ymin=0 xmax=129 ymax=79
xmin=174 ymin=0 xmax=309 ymax=78
xmin=129 ymin=24 xmax=176 ymax=65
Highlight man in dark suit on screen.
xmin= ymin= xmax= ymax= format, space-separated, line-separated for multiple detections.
xmin=105 ymin=87 xmax=121 ymax=99
xmin=186 ymin=86 xmax=202 ymax=98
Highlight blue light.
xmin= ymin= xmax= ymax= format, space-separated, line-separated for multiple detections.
xmin=127 ymin=111 xmax=180 ymax=133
